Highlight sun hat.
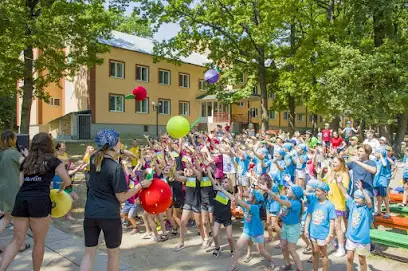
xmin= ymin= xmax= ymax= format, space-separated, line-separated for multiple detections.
xmin=291 ymin=185 xmax=304 ymax=200
xmin=316 ymin=181 xmax=330 ymax=192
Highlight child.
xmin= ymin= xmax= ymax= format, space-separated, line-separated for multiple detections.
xmin=82 ymin=146 xmax=94 ymax=185
xmin=265 ymin=184 xmax=281 ymax=244
xmin=337 ymin=179 xmax=373 ymax=271
xmin=402 ymin=148 xmax=408 ymax=207
xmin=373 ymin=148 xmax=391 ymax=218
xmin=304 ymin=182 xmax=336 ymax=271
xmin=259 ymin=183 xmax=304 ymax=271
xmin=295 ymin=144 xmax=309 ymax=189
xmin=207 ymin=169 xmax=235 ymax=258
xmin=214 ymin=184 xmax=276 ymax=271
xmin=120 ymin=170 xmax=141 ymax=235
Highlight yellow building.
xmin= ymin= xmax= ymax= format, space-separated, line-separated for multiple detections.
xmin=17 ymin=31 xmax=324 ymax=139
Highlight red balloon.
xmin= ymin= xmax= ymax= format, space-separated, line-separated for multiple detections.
xmin=139 ymin=179 xmax=172 ymax=214
xmin=132 ymin=86 xmax=147 ymax=101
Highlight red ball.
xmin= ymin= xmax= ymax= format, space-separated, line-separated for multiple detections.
xmin=132 ymin=86 xmax=147 ymax=101
xmin=139 ymin=179 xmax=172 ymax=214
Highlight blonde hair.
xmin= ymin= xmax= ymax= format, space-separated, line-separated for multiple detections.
xmin=93 ymin=145 xmax=109 ymax=172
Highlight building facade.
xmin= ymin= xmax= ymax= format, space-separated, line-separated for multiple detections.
xmin=17 ymin=31 xmax=324 ymax=139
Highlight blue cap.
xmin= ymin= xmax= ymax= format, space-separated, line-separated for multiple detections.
xmin=283 ymin=143 xmax=293 ymax=151
xmin=316 ymin=181 xmax=330 ymax=192
xmin=289 ymin=139 xmax=297 ymax=146
xmin=307 ymin=179 xmax=319 ymax=190
xmin=95 ymin=129 xmax=120 ymax=150
xmin=291 ymin=185 xmax=304 ymax=200
xmin=354 ymin=190 xmax=366 ymax=199
xmin=299 ymin=143 xmax=308 ymax=153
xmin=279 ymin=149 xmax=287 ymax=156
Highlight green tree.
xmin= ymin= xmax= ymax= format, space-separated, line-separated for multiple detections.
xmin=0 ymin=0 xmax=123 ymax=134
xmin=135 ymin=0 xmax=291 ymax=132
xmin=114 ymin=10 xmax=153 ymax=38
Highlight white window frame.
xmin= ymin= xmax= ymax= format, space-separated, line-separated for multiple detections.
xmin=283 ymin=112 xmax=289 ymax=120
xmin=159 ymin=69 xmax=170 ymax=85
xmin=179 ymin=101 xmax=190 ymax=116
xmin=252 ymin=86 xmax=258 ymax=95
xmin=136 ymin=98 xmax=149 ymax=114
xmin=268 ymin=92 xmax=276 ymax=99
xmin=199 ymin=79 xmax=205 ymax=90
xmin=297 ymin=114 xmax=304 ymax=122
xmin=158 ymin=99 xmax=170 ymax=115
xmin=250 ymin=108 xmax=258 ymax=118
xmin=109 ymin=94 xmax=125 ymax=112
xmin=49 ymin=98 xmax=60 ymax=106
xmin=179 ymin=73 xmax=190 ymax=88
xmin=268 ymin=111 xmax=276 ymax=120
xmin=110 ymin=60 xmax=124 ymax=79
xmin=237 ymin=102 xmax=245 ymax=107
xmin=136 ymin=65 xmax=149 ymax=82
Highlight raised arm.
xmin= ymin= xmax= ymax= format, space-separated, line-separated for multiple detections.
xmin=258 ymin=183 xmax=292 ymax=207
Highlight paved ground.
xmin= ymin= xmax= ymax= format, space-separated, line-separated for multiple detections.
xmin=1 ymin=166 xmax=408 ymax=270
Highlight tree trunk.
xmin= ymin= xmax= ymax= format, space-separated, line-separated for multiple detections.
xmin=378 ymin=125 xmax=390 ymax=142
xmin=359 ymin=119 xmax=366 ymax=140
xmin=312 ymin=114 xmax=318 ymax=134
xmin=288 ymin=96 xmax=296 ymax=136
xmin=258 ymin=47 xmax=268 ymax=133
xmin=393 ymin=113 xmax=408 ymax=159
xmin=20 ymin=45 xmax=34 ymax=134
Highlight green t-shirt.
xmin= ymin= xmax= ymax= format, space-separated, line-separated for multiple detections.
xmin=0 ymin=148 xmax=21 ymax=213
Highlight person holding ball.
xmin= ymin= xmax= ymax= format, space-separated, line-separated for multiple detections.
xmin=79 ymin=129 xmax=152 ymax=271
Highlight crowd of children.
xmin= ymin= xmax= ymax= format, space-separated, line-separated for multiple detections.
xmin=60 ymin=124 xmax=408 ymax=271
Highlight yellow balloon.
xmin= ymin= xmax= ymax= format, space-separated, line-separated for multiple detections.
xmin=166 ymin=116 xmax=190 ymax=138
xmin=50 ymin=189 xmax=73 ymax=218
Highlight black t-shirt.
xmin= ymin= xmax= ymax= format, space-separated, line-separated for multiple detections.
xmin=169 ymin=178 xmax=184 ymax=205
xmin=184 ymin=177 xmax=201 ymax=206
xmin=85 ymin=156 xmax=128 ymax=219
xmin=19 ymin=156 xmax=62 ymax=197
xmin=200 ymin=174 xmax=214 ymax=206
xmin=213 ymin=191 xmax=232 ymax=221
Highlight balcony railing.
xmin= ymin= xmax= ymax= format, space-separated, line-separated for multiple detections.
xmin=213 ymin=112 xmax=230 ymax=123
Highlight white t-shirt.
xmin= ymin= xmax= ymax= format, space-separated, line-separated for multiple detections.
xmin=363 ymin=138 xmax=380 ymax=160
xmin=223 ymin=154 xmax=236 ymax=174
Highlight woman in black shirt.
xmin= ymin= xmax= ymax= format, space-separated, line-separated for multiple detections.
xmin=0 ymin=133 xmax=71 ymax=271
xmin=79 ymin=129 xmax=151 ymax=271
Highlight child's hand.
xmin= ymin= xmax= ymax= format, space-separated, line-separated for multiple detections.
xmin=213 ymin=184 xmax=222 ymax=191
xmin=356 ymin=180 xmax=363 ymax=190
xmin=325 ymin=235 xmax=332 ymax=246
xmin=335 ymin=174 xmax=343 ymax=184
xmin=258 ymin=183 xmax=268 ymax=191
xmin=141 ymin=178 xmax=153 ymax=189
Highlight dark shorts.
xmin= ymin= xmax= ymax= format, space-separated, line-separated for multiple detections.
xmin=172 ymin=201 xmax=183 ymax=209
xmin=215 ymin=218 xmax=232 ymax=227
xmin=182 ymin=203 xmax=201 ymax=213
xmin=374 ymin=187 xmax=388 ymax=197
xmin=201 ymin=204 xmax=214 ymax=213
xmin=336 ymin=210 xmax=347 ymax=217
xmin=11 ymin=195 xmax=51 ymax=218
xmin=84 ymin=218 xmax=122 ymax=249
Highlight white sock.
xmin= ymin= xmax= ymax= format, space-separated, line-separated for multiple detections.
xmin=338 ymin=243 xmax=344 ymax=250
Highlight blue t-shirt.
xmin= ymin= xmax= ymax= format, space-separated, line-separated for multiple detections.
xmin=253 ymin=189 xmax=266 ymax=208
xmin=266 ymin=196 xmax=281 ymax=214
xmin=283 ymin=155 xmax=295 ymax=181
xmin=308 ymin=200 xmax=336 ymax=240
xmin=296 ymin=154 xmax=309 ymax=170
xmin=373 ymin=158 xmax=391 ymax=188
xmin=403 ymin=156 xmax=408 ymax=179
xmin=236 ymin=155 xmax=250 ymax=177
xmin=345 ymin=197 xmax=372 ymax=244
xmin=254 ymin=157 xmax=269 ymax=176
xmin=269 ymin=159 xmax=285 ymax=185
xmin=280 ymin=195 xmax=302 ymax=225
xmin=347 ymin=160 xmax=376 ymax=197
xmin=243 ymin=204 xmax=264 ymax=237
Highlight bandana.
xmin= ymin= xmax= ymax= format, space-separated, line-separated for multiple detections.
xmin=94 ymin=129 xmax=119 ymax=150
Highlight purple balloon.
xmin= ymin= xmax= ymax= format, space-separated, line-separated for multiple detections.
xmin=204 ymin=69 xmax=220 ymax=84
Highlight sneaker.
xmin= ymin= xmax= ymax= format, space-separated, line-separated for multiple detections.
xmin=202 ymin=238 xmax=212 ymax=249
xmin=130 ymin=228 xmax=139 ymax=235
xmin=212 ymin=247 xmax=221 ymax=258
xmin=334 ymin=248 xmax=346 ymax=257
xmin=171 ymin=228 xmax=178 ymax=236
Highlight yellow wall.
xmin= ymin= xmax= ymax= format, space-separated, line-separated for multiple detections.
xmin=40 ymin=80 xmax=63 ymax=124
xmin=94 ymin=47 xmax=205 ymax=125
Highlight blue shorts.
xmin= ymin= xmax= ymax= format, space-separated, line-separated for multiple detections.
xmin=374 ymin=187 xmax=388 ymax=197
xmin=242 ymin=233 xmax=264 ymax=244
xmin=281 ymin=223 xmax=301 ymax=244
xmin=121 ymin=202 xmax=143 ymax=217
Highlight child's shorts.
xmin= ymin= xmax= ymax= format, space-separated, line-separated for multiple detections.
xmin=214 ymin=218 xmax=232 ymax=228
xmin=346 ymin=239 xmax=370 ymax=256
xmin=122 ymin=202 xmax=143 ymax=218
xmin=281 ymin=223 xmax=301 ymax=244
xmin=311 ymin=238 xmax=327 ymax=246
xmin=242 ymin=233 xmax=264 ymax=244
xmin=336 ymin=210 xmax=347 ymax=217
xmin=374 ymin=187 xmax=388 ymax=197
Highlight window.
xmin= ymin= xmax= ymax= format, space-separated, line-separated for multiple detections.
xmin=49 ymin=98 xmax=60 ymax=106
xmin=109 ymin=94 xmax=124 ymax=112
xmin=283 ymin=112 xmax=289 ymax=120
xmin=297 ymin=114 xmax=304 ymax=122
xmin=136 ymin=98 xmax=149 ymax=114
xmin=109 ymin=60 xmax=124 ymax=79
xmin=268 ymin=92 xmax=276 ymax=99
xmin=144 ymin=125 xmax=148 ymax=132
xmin=237 ymin=102 xmax=245 ymax=107
xmin=240 ymin=73 xmax=245 ymax=83
xmin=158 ymin=99 xmax=170 ymax=115
xmin=179 ymin=73 xmax=190 ymax=88
xmin=309 ymin=115 xmax=314 ymax=122
xmin=179 ymin=101 xmax=190 ymax=116
xmin=159 ymin=69 xmax=170 ymax=85
xmin=250 ymin=108 xmax=258 ymax=118
xmin=136 ymin=65 xmax=149 ymax=82
xmin=199 ymin=79 xmax=205 ymax=90
xmin=252 ymin=86 xmax=258 ymax=95
xmin=201 ymin=102 xmax=213 ymax=117
xmin=268 ymin=111 xmax=276 ymax=119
